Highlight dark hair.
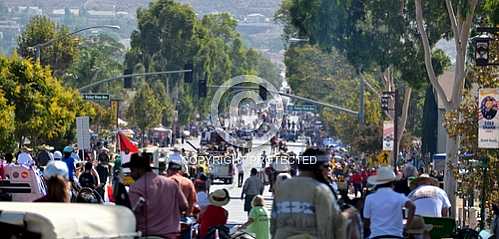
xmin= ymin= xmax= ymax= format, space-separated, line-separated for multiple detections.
xmin=168 ymin=162 xmax=182 ymax=171
xmin=46 ymin=176 xmax=70 ymax=202
xmin=195 ymin=180 xmax=207 ymax=192
xmin=298 ymin=148 xmax=328 ymax=171
xmin=4 ymin=153 xmax=13 ymax=164
xmin=84 ymin=161 xmax=93 ymax=171
xmin=251 ymin=168 xmax=258 ymax=175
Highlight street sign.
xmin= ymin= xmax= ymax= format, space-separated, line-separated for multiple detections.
xmin=383 ymin=121 xmax=394 ymax=151
xmin=478 ymin=88 xmax=499 ymax=148
xmin=82 ymin=93 xmax=110 ymax=101
xmin=376 ymin=151 xmax=390 ymax=165
xmin=287 ymin=104 xmax=317 ymax=112
xmin=76 ymin=116 xmax=91 ymax=150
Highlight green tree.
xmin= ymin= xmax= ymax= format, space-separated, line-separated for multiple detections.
xmin=126 ymin=82 xmax=162 ymax=145
xmin=17 ymin=16 xmax=79 ymax=77
xmin=0 ymin=54 xmax=94 ymax=148
xmin=65 ymin=33 xmax=125 ymax=92
xmin=0 ymin=91 xmax=16 ymax=153
xmin=414 ymin=0 xmax=480 ymax=210
xmin=277 ymin=1 xmax=451 ymax=158
xmin=483 ymin=0 xmax=499 ymax=25
xmin=151 ymin=80 xmax=175 ymax=128
xmin=127 ymin=0 xmax=282 ymax=118
xmin=91 ymin=102 xmax=115 ymax=134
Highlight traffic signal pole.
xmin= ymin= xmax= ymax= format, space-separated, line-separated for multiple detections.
xmin=207 ymin=85 xmax=359 ymax=115
xmin=78 ymin=69 xmax=192 ymax=92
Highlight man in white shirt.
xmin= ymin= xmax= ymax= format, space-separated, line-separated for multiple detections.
xmin=408 ymin=174 xmax=451 ymax=217
xmin=17 ymin=147 xmax=34 ymax=166
xmin=364 ymin=166 xmax=415 ymax=239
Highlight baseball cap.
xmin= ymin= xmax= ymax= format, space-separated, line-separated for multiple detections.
xmin=53 ymin=151 xmax=63 ymax=160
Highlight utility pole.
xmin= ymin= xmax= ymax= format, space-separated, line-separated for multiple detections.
xmin=393 ymin=89 xmax=400 ymax=169
xmin=359 ymin=79 xmax=365 ymax=125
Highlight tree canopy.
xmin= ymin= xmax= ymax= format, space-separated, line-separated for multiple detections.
xmin=125 ymin=0 xmax=281 ymax=122
xmin=126 ymin=81 xmax=163 ymax=144
xmin=0 ymin=54 xmax=94 ymax=150
xmin=17 ymin=16 xmax=79 ymax=77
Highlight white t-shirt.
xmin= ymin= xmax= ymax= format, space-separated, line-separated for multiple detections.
xmin=17 ymin=152 xmax=34 ymax=166
xmin=408 ymin=185 xmax=451 ymax=217
xmin=364 ymin=187 xmax=409 ymax=238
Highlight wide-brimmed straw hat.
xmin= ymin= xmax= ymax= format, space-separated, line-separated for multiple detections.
xmin=406 ymin=216 xmax=433 ymax=234
xmin=367 ymin=166 xmax=397 ymax=185
xmin=208 ymin=189 xmax=230 ymax=207
xmin=39 ymin=144 xmax=54 ymax=151
xmin=21 ymin=146 xmax=33 ymax=152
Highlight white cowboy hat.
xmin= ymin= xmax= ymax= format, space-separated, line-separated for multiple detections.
xmin=208 ymin=189 xmax=230 ymax=207
xmin=367 ymin=166 xmax=397 ymax=185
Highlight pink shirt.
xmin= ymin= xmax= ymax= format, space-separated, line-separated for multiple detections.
xmin=129 ymin=172 xmax=188 ymax=238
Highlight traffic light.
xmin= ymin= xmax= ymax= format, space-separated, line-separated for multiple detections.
xmin=381 ymin=94 xmax=390 ymax=111
xmin=259 ymin=85 xmax=267 ymax=101
xmin=123 ymin=69 xmax=133 ymax=89
xmin=184 ymin=63 xmax=193 ymax=83
xmin=199 ymin=72 xmax=207 ymax=97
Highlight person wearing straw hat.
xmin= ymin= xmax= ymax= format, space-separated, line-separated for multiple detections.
xmin=124 ymin=153 xmax=188 ymax=238
xmin=198 ymin=189 xmax=230 ymax=239
xmin=17 ymin=146 xmax=34 ymax=166
xmin=405 ymin=216 xmax=432 ymax=239
xmin=363 ymin=166 xmax=416 ymax=239
xmin=408 ymin=174 xmax=450 ymax=218
xmin=36 ymin=144 xmax=54 ymax=167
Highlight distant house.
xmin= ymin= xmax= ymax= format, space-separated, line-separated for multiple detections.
xmin=16 ymin=6 xmax=43 ymax=16
xmin=0 ymin=20 xmax=21 ymax=54
xmin=246 ymin=13 xmax=265 ymax=23
xmin=50 ymin=8 xmax=80 ymax=23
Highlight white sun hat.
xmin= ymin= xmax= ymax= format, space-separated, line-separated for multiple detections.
xmin=367 ymin=166 xmax=398 ymax=185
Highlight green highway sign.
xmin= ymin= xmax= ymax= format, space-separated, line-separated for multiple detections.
xmin=287 ymin=104 xmax=317 ymax=112
xmin=82 ymin=93 xmax=110 ymax=101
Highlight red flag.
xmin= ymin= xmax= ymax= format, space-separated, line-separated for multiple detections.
xmin=118 ymin=131 xmax=139 ymax=153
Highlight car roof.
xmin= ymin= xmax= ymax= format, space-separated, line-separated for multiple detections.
xmin=0 ymin=202 xmax=137 ymax=238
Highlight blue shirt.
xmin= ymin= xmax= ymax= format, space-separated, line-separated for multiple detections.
xmin=62 ymin=156 xmax=75 ymax=180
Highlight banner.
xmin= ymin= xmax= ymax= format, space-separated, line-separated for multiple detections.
xmin=478 ymin=88 xmax=499 ymax=149
xmin=383 ymin=121 xmax=394 ymax=151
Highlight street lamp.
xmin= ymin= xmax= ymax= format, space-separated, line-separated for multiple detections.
xmin=474 ymin=33 xmax=491 ymax=67
xmin=473 ymin=27 xmax=499 ymax=67
xmin=28 ymin=25 xmax=120 ymax=61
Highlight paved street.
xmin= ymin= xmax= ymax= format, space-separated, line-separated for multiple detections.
xmin=210 ymin=141 xmax=306 ymax=223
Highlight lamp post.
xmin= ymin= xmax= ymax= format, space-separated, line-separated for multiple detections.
xmin=474 ymin=27 xmax=499 ymax=67
xmin=28 ymin=25 xmax=120 ymax=61
xmin=473 ymin=26 xmax=498 ymax=231
xmin=475 ymin=34 xmax=491 ymax=66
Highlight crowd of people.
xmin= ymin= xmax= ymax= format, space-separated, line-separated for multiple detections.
xmin=2 ymin=140 xmax=498 ymax=239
